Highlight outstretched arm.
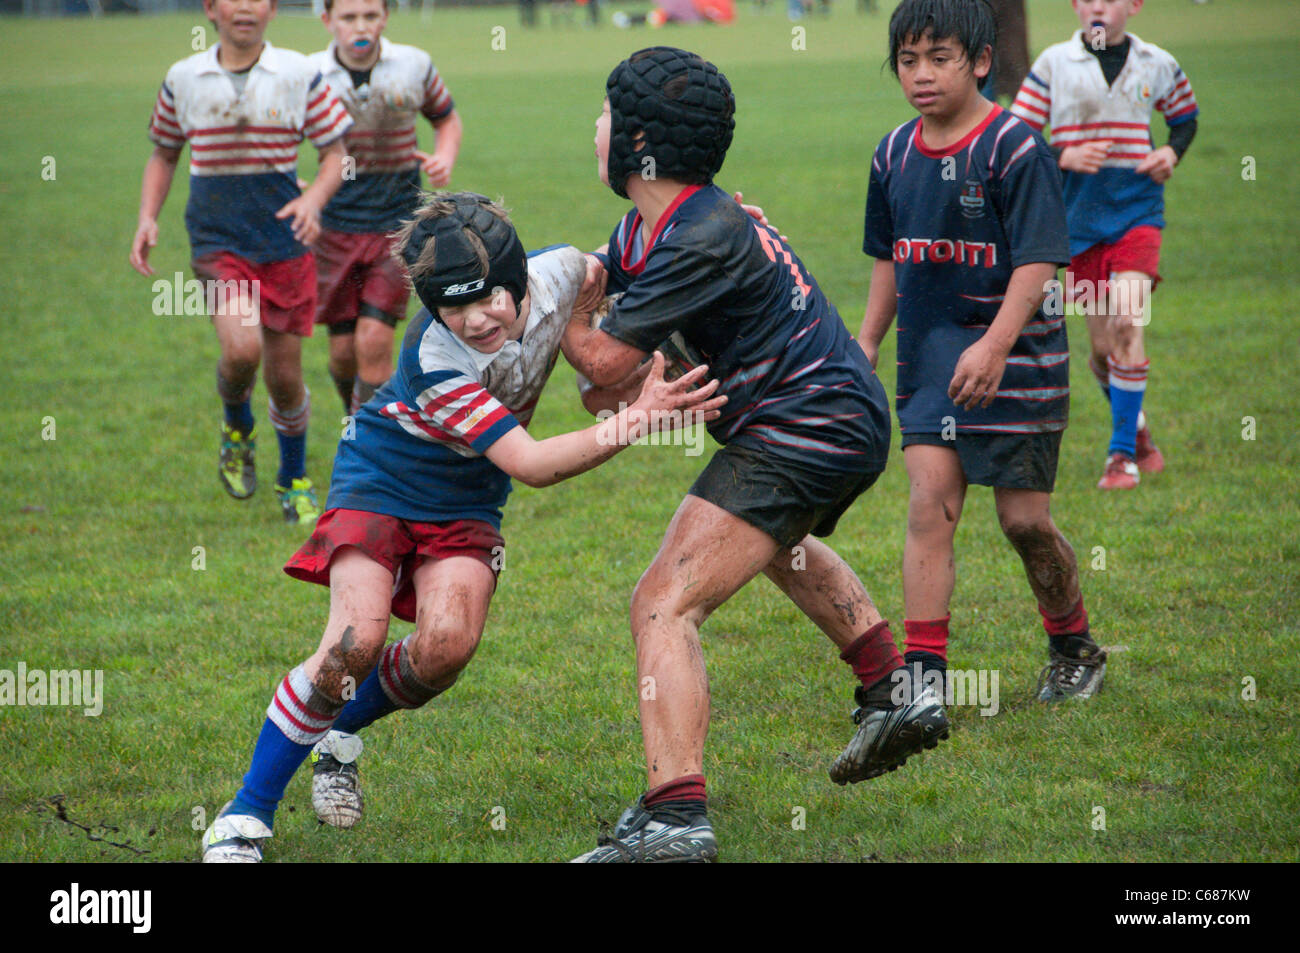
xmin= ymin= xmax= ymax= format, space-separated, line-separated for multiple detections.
xmin=485 ymin=354 xmax=725 ymax=487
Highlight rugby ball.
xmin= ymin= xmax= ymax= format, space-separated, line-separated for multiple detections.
xmin=591 ymin=294 xmax=704 ymax=382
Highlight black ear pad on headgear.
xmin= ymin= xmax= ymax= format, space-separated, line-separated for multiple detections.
xmin=401 ymin=192 xmax=528 ymax=320
xmin=605 ymin=47 xmax=735 ymax=199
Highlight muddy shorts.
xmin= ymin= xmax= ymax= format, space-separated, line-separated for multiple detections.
xmin=688 ymin=442 xmax=882 ymax=549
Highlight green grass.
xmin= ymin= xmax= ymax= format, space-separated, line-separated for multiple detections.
xmin=1 ymin=0 xmax=1297 ymax=862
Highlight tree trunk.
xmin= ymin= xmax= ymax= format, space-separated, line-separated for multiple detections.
xmin=990 ymin=0 xmax=1031 ymax=99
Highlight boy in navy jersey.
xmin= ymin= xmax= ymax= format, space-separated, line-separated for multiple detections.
xmin=566 ymin=48 xmax=948 ymax=864
xmin=1011 ymin=0 xmax=1198 ymax=488
xmin=131 ymin=0 xmax=353 ymax=524
xmin=310 ymin=0 xmax=464 ymax=416
xmin=200 ymin=193 xmax=724 ymax=862
xmin=858 ymin=0 xmax=1106 ymax=709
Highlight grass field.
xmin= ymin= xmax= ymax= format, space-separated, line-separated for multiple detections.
xmin=0 ymin=0 xmax=1297 ymax=863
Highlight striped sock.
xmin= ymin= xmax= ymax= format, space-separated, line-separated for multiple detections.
xmin=230 ymin=665 xmax=345 ymax=827
xmin=1107 ymin=358 xmax=1148 ymax=457
xmin=333 ymin=635 xmax=444 ymax=734
xmin=269 ymin=389 xmax=310 ymax=487
xmin=217 ymin=370 xmax=254 ymax=435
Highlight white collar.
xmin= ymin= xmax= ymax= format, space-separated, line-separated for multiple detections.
xmin=199 ymin=40 xmax=277 ymax=75
xmin=1067 ymin=29 xmax=1152 ymax=61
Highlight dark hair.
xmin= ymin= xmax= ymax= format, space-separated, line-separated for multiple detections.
xmin=887 ymin=0 xmax=996 ymax=77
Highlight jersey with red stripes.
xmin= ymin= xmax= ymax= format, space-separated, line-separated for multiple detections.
xmin=324 ymin=245 xmax=586 ymax=526
xmin=1010 ymin=31 xmax=1199 ymax=256
xmin=309 ymin=38 xmax=455 ymax=234
xmin=148 ymin=42 xmax=352 ymax=263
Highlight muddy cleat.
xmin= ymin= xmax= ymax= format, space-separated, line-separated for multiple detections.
xmin=201 ymin=803 xmax=272 ymax=863
xmin=276 ymin=477 xmax=322 ymax=525
xmin=571 ymin=798 xmax=717 ymax=863
xmin=310 ymin=730 xmax=364 ymax=829
xmin=1133 ymin=412 xmax=1164 ymax=474
xmin=219 ymin=425 xmax=257 ymax=499
xmin=1097 ymin=452 xmax=1140 ymax=490
xmin=830 ymin=683 xmax=950 ymax=785
xmin=1036 ymin=639 xmax=1107 ymax=702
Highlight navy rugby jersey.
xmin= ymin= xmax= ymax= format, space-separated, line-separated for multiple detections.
xmin=863 ymin=105 xmax=1072 ymax=435
xmin=325 ymin=245 xmax=587 ymax=526
xmin=600 ymin=184 xmax=890 ymax=473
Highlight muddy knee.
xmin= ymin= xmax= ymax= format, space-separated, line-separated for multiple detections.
xmin=408 ymin=622 xmax=479 ymax=689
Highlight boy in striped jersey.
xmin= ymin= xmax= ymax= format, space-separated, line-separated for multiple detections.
xmin=1011 ymin=0 xmax=1198 ymax=489
xmin=201 ymin=193 xmax=725 ymax=862
xmin=310 ymin=0 xmax=464 ymax=416
xmin=859 ymin=0 xmax=1105 ymax=706
xmin=130 ymin=0 xmax=353 ymax=524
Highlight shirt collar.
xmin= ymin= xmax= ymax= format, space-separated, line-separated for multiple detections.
xmin=198 ymin=40 xmax=277 ymax=75
xmin=1069 ymin=28 xmax=1149 ymax=61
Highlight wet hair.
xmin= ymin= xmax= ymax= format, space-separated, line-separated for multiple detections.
xmin=391 ymin=191 xmax=512 ymax=289
xmin=887 ymin=0 xmax=996 ymax=77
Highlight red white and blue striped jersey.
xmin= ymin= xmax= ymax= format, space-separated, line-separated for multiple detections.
xmin=325 ymin=246 xmax=587 ymax=526
xmin=148 ymin=42 xmax=352 ymax=263
xmin=600 ymin=184 xmax=891 ymax=473
xmin=309 ymin=39 xmax=455 ymax=233
xmin=1010 ymin=31 xmax=1199 ymax=255
xmin=863 ymin=106 xmax=1072 ymax=436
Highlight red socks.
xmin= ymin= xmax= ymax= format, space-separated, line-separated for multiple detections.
xmin=839 ymin=620 xmax=904 ymax=688
xmin=644 ymin=773 xmax=707 ymax=810
xmin=903 ymin=616 xmax=951 ymax=662
xmin=1039 ymin=597 xmax=1089 ymax=637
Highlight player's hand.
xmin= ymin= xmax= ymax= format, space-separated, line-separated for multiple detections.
xmin=276 ymin=195 xmax=323 ymax=246
xmin=630 ymin=352 xmax=727 ymax=433
xmin=129 ymin=219 xmax=159 ymax=277
xmin=1135 ymin=145 xmax=1178 ymax=184
xmin=574 ymin=253 xmax=608 ymax=317
xmin=734 ymin=191 xmax=788 ymax=242
xmin=414 ymin=150 xmax=453 ymax=187
xmin=1059 ymin=141 xmax=1112 ymax=175
xmin=948 ymin=339 xmax=1007 ymax=410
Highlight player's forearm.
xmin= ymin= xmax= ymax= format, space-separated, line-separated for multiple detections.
xmin=138 ymin=149 xmax=179 ymax=223
xmin=431 ymin=110 xmax=463 ymax=165
xmin=562 ymin=320 xmax=645 ymax=389
xmin=304 ymin=142 xmax=347 ymax=207
xmin=984 ymin=262 xmax=1058 ymax=354
xmin=858 ymin=258 xmax=897 ymax=351
xmin=489 ymin=411 xmax=648 ymax=488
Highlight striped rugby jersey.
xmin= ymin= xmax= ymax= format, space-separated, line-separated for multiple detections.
xmin=325 ymin=245 xmax=587 ymax=526
xmin=1010 ymin=31 xmax=1199 ymax=256
xmin=148 ymin=42 xmax=352 ymax=263
xmin=863 ymin=105 xmax=1072 ymax=436
xmin=599 ymin=184 xmax=891 ymax=474
xmin=309 ymin=38 xmax=455 ymax=234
